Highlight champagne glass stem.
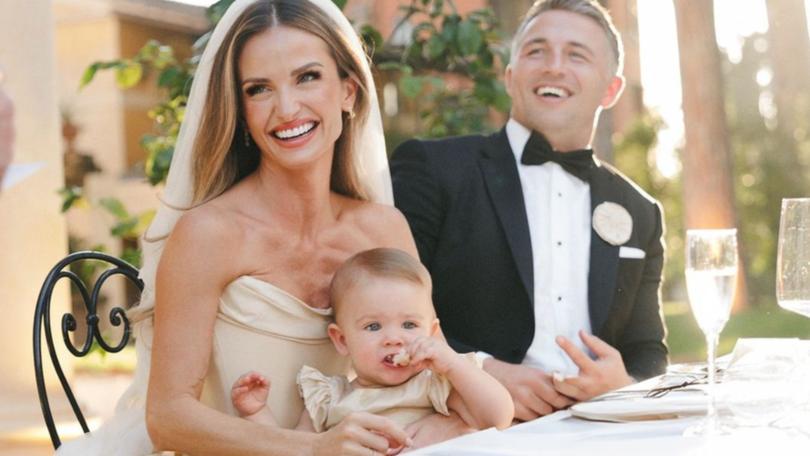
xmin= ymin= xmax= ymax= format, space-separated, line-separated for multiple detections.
xmin=706 ymin=332 xmax=719 ymax=427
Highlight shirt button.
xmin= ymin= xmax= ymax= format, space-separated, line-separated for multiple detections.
xmin=556 ymin=241 xmax=562 ymax=246
xmin=557 ymin=296 xmax=562 ymax=302
xmin=557 ymin=192 xmax=562 ymax=197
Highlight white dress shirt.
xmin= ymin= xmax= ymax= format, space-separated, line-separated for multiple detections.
xmin=506 ymin=118 xmax=593 ymax=375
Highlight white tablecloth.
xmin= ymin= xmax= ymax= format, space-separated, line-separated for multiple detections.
xmin=411 ymin=339 xmax=810 ymax=455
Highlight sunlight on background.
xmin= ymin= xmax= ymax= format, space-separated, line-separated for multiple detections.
xmin=638 ymin=0 xmax=769 ymax=178
xmin=638 ymin=0 xmax=810 ymax=179
xmin=171 ymin=0 xmax=810 ymax=179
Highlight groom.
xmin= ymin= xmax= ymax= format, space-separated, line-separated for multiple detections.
xmin=391 ymin=0 xmax=668 ymax=421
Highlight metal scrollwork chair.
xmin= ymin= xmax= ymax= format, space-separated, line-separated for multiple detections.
xmin=33 ymin=251 xmax=143 ymax=449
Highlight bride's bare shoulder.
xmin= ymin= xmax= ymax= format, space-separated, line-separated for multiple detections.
xmin=169 ymin=198 xmax=245 ymax=248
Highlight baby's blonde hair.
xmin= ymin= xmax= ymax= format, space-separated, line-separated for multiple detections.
xmin=330 ymin=248 xmax=432 ymax=316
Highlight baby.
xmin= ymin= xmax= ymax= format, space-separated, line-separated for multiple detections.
xmin=231 ymin=248 xmax=514 ymax=447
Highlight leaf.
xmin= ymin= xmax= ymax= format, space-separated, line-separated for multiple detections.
xmin=153 ymin=45 xmax=176 ymax=70
xmin=457 ymin=20 xmax=483 ymax=57
xmin=136 ymin=40 xmax=160 ymax=61
xmin=58 ymin=186 xmax=84 ymax=212
xmin=399 ymin=75 xmax=424 ymax=99
xmin=331 ymin=0 xmax=348 ymax=10
xmin=146 ymin=145 xmax=174 ymax=185
xmin=79 ymin=63 xmax=100 ymax=89
xmin=206 ymin=0 xmax=234 ymax=25
xmin=440 ymin=16 xmax=459 ymax=45
xmin=426 ymin=35 xmax=446 ymax=59
xmin=111 ymin=218 xmax=139 ymax=238
xmin=99 ymin=197 xmax=129 ymax=220
xmin=430 ymin=0 xmax=444 ymax=18
xmin=493 ymin=85 xmax=512 ymax=113
xmin=115 ymin=61 xmax=143 ymax=88
xmin=158 ymin=67 xmax=181 ymax=88
xmin=473 ymin=79 xmax=495 ymax=102
xmin=377 ymin=62 xmax=408 ymax=73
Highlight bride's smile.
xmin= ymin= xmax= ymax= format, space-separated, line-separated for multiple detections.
xmin=239 ymin=25 xmax=357 ymax=170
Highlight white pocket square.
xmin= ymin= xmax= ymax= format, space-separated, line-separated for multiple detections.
xmin=619 ymin=246 xmax=646 ymax=259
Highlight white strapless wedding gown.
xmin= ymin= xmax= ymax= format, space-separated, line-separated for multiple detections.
xmin=57 ymin=276 xmax=350 ymax=455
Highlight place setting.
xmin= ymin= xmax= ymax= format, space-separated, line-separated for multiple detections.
xmin=570 ymin=199 xmax=810 ymax=437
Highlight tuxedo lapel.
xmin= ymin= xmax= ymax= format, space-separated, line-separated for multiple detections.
xmin=479 ymin=129 xmax=534 ymax=304
xmin=588 ymin=163 xmax=623 ymax=335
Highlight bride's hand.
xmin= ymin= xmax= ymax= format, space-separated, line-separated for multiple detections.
xmin=312 ymin=412 xmax=412 ymax=456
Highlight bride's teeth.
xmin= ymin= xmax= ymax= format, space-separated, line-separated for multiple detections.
xmin=275 ymin=122 xmax=315 ymax=139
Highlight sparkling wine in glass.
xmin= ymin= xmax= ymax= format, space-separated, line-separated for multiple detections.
xmin=685 ymin=229 xmax=738 ymax=435
xmin=777 ymin=198 xmax=810 ymax=318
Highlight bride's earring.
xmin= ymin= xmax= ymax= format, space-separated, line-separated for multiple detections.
xmin=346 ymin=108 xmax=355 ymax=120
xmin=243 ymin=123 xmax=251 ymax=147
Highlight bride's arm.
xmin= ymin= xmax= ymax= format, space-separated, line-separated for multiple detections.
xmin=146 ymin=210 xmax=411 ymax=455
xmin=146 ymin=211 xmax=313 ymax=455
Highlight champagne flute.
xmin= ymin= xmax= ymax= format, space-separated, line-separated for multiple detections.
xmin=777 ymin=198 xmax=810 ymax=318
xmin=776 ymin=198 xmax=810 ymax=425
xmin=684 ymin=229 xmax=738 ymax=435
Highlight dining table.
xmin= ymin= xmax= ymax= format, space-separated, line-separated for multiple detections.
xmin=411 ymin=338 xmax=810 ymax=455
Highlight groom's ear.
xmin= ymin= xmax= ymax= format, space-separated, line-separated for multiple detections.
xmin=327 ymin=322 xmax=350 ymax=356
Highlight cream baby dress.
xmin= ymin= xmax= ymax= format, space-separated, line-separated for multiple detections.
xmin=297 ymin=353 xmax=479 ymax=431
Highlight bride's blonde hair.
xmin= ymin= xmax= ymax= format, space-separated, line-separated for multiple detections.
xmin=191 ymin=0 xmax=372 ymax=204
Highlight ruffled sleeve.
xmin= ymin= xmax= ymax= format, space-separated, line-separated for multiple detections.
xmin=297 ymin=365 xmax=345 ymax=432
xmin=427 ymin=352 xmax=480 ymax=416
xmin=425 ymin=370 xmax=451 ymax=416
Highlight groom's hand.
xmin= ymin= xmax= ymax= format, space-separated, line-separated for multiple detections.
xmin=552 ymin=330 xmax=634 ymax=401
xmin=482 ymin=358 xmax=574 ymax=421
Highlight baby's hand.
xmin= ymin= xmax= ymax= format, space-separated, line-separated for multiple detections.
xmin=231 ymin=371 xmax=270 ymax=418
xmin=408 ymin=336 xmax=460 ymax=376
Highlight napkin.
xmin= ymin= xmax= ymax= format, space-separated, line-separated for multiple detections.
xmin=570 ymin=391 xmax=707 ymax=422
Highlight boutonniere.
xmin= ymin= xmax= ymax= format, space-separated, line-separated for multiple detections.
xmin=592 ymin=202 xmax=633 ymax=246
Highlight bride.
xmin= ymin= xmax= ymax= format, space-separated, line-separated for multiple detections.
xmin=57 ymin=0 xmax=443 ymax=454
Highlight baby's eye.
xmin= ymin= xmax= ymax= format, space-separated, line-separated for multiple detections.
xmin=402 ymin=321 xmax=418 ymax=330
xmin=299 ymin=70 xmax=321 ymax=83
xmin=364 ymin=322 xmax=381 ymax=331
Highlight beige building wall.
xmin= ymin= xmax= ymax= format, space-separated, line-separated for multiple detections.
xmin=0 ymin=0 xmax=71 ymax=431
xmin=54 ymin=1 xmax=203 ymax=265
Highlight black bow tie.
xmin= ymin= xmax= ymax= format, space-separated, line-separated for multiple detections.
xmin=520 ymin=131 xmax=594 ymax=182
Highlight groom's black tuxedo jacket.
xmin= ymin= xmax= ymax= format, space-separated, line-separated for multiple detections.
xmin=391 ymin=128 xmax=668 ymax=380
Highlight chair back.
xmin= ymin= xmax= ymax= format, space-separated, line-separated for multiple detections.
xmin=33 ymin=251 xmax=143 ymax=448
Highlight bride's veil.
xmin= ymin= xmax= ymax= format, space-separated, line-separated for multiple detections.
xmin=57 ymin=1 xmax=390 ymax=453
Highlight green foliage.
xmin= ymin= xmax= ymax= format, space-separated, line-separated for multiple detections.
xmin=59 ymin=186 xmax=87 ymax=212
xmin=723 ymin=33 xmax=810 ymax=305
xmin=664 ymin=301 xmax=810 ymax=362
xmin=612 ymin=112 xmax=686 ymax=300
xmin=378 ymin=0 xmax=509 ymax=138
xmin=98 ymin=197 xmax=154 ymax=268
xmin=80 ymin=39 xmax=193 ymax=185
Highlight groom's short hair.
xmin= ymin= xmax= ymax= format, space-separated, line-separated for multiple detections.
xmin=511 ymin=0 xmax=624 ymax=75
xmin=330 ymin=248 xmax=431 ymax=313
